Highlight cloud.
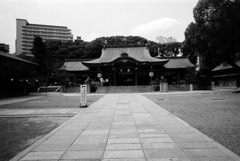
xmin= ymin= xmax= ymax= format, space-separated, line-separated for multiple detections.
xmin=85 ymin=32 xmax=101 ymax=41
xmin=0 ymin=15 xmax=16 ymax=53
xmin=131 ymin=17 xmax=179 ymax=39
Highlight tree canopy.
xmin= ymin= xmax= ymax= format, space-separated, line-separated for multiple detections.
xmin=183 ymin=0 xmax=240 ymax=69
xmin=31 ymin=36 xmax=71 ymax=85
xmin=28 ymin=35 xmax=184 ymax=85
xmin=150 ymin=42 xmax=183 ymax=58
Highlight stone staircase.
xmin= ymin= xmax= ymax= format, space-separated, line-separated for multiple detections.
xmin=95 ymin=85 xmax=155 ymax=93
xmin=65 ymin=86 xmax=80 ymax=93
xmin=38 ymin=86 xmax=61 ymax=92
xmin=65 ymin=84 xmax=189 ymax=93
xmin=168 ymin=84 xmax=189 ymax=91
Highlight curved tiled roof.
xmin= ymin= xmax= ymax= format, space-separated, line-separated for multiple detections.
xmin=164 ymin=58 xmax=195 ymax=69
xmin=212 ymin=61 xmax=240 ymax=71
xmin=63 ymin=57 xmax=194 ymax=71
xmin=83 ymin=47 xmax=168 ymax=64
xmin=63 ymin=60 xmax=89 ymax=71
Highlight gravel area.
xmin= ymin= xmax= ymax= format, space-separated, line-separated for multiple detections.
xmin=144 ymin=90 xmax=240 ymax=157
xmin=0 ymin=117 xmax=69 ymax=161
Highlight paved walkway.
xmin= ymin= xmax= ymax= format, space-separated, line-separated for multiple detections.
xmin=11 ymin=94 xmax=240 ymax=161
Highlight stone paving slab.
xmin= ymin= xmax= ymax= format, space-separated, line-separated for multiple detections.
xmin=102 ymin=159 xmax=146 ymax=161
xmin=11 ymin=94 xmax=240 ymax=161
xmin=106 ymin=143 xmax=142 ymax=150
xmin=20 ymin=151 xmax=64 ymax=160
xmin=142 ymin=142 xmax=180 ymax=149
xmin=32 ymin=144 xmax=70 ymax=152
xmin=108 ymin=138 xmax=141 ymax=144
xmin=148 ymin=158 xmax=191 ymax=161
xmin=68 ymin=143 xmax=106 ymax=151
xmin=144 ymin=149 xmax=188 ymax=158
xmin=177 ymin=142 xmax=217 ymax=149
xmin=103 ymin=150 xmax=145 ymax=158
xmin=61 ymin=151 xmax=104 ymax=160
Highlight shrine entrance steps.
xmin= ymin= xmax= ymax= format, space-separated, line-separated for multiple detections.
xmin=65 ymin=84 xmax=189 ymax=94
xmin=95 ymin=86 xmax=154 ymax=93
xmin=65 ymin=85 xmax=154 ymax=94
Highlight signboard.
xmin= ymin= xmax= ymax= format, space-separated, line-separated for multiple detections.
xmin=80 ymin=85 xmax=87 ymax=107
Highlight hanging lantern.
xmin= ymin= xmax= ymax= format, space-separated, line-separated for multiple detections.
xmin=149 ymin=71 xmax=154 ymax=77
xmin=161 ymin=75 xmax=164 ymax=80
xmin=97 ymin=73 xmax=102 ymax=78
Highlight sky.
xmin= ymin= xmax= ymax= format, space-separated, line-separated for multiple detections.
xmin=0 ymin=0 xmax=198 ymax=54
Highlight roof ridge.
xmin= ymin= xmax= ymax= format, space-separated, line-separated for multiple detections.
xmin=104 ymin=44 xmax=148 ymax=48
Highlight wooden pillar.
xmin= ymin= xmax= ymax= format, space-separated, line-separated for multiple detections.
xmin=93 ymin=72 xmax=96 ymax=81
xmin=177 ymin=72 xmax=180 ymax=83
xmin=135 ymin=70 xmax=138 ymax=86
xmin=114 ymin=71 xmax=116 ymax=86
xmin=73 ymin=75 xmax=76 ymax=86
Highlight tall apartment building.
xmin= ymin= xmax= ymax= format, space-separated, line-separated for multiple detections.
xmin=16 ymin=19 xmax=73 ymax=55
xmin=156 ymin=36 xmax=177 ymax=44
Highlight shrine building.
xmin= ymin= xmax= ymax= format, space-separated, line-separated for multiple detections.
xmin=63 ymin=44 xmax=195 ymax=86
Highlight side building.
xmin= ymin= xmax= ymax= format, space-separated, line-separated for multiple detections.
xmin=212 ymin=61 xmax=240 ymax=88
xmin=16 ymin=19 xmax=73 ymax=55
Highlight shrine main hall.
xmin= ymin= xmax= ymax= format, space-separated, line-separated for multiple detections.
xmin=63 ymin=44 xmax=195 ymax=86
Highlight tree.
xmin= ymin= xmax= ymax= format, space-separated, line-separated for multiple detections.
xmin=183 ymin=0 xmax=240 ymax=70
xmin=84 ymin=37 xmax=106 ymax=58
xmin=182 ymin=22 xmax=198 ymax=57
xmin=162 ymin=42 xmax=182 ymax=57
xmin=56 ymin=40 xmax=87 ymax=59
xmin=149 ymin=42 xmax=183 ymax=58
xmin=31 ymin=36 xmax=48 ymax=83
xmin=181 ymin=22 xmax=202 ymax=65
xmin=227 ymin=0 xmax=240 ymax=8
xmin=17 ymin=53 xmax=35 ymax=62
xmin=31 ymin=36 xmax=68 ymax=85
xmin=84 ymin=36 xmax=149 ymax=58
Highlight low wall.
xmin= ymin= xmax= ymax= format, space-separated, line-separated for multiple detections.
xmin=154 ymin=83 xmax=212 ymax=91
xmin=38 ymin=86 xmax=62 ymax=92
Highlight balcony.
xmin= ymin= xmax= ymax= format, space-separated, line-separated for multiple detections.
xmin=43 ymin=37 xmax=73 ymax=41
xmin=23 ymin=32 xmax=73 ymax=38
xmin=22 ymin=46 xmax=33 ymax=50
xmin=22 ymin=27 xmax=71 ymax=34
xmin=22 ymin=39 xmax=34 ymax=43
xmin=22 ymin=42 xmax=33 ymax=46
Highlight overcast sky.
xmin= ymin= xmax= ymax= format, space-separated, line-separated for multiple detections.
xmin=0 ymin=0 xmax=198 ymax=54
